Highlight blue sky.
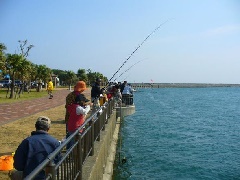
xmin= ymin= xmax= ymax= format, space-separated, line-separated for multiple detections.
xmin=0 ymin=0 xmax=239 ymax=83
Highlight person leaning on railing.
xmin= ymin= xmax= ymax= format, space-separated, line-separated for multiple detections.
xmin=106 ymin=84 xmax=122 ymax=106
xmin=66 ymin=93 xmax=91 ymax=150
xmin=65 ymin=81 xmax=88 ymax=133
xmin=9 ymin=116 xmax=61 ymax=180
xmin=91 ymin=78 xmax=103 ymax=115
xmin=122 ymin=83 xmax=133 ymax=105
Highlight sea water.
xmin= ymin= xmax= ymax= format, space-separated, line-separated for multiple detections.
xmin=113 ymin=87 xmax=240 ymax=180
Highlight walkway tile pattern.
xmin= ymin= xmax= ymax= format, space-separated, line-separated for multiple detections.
xmin=0 ymin=89 xmax=70 ymax=126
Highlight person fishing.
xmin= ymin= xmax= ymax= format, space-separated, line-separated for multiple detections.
xmin=122 ymin=83 xmax=133 ymax=105
xmin=66 ymin=93 xmax=91 ymax=149
xmin=91 ymin=21 xmax=170 ymax=105
xmin=65 ymin=81 xmax=89 ymax=133
xmin=106 ymin=84 xmax=122 ymax=106
xmin=91 ymin=78 xmax=103 ymax=115
xmin=120 ymin=80 xmax=127 ymax=94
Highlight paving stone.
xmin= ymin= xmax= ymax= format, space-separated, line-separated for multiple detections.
xmin=0 ymin=89 xmax=70 ymax=126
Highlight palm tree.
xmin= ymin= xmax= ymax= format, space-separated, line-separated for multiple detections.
xmin=0 ymin=43 xmax=7 ymax=76
xmin=35 ymin=65 xmax=52 ymax=92
xmin=5 ymin=54 xmax=25 ymax=98
xmin=77 ymin=68 xmax=88 ymax=82
xmin=66 ymin=70 xmax=77 ymax=90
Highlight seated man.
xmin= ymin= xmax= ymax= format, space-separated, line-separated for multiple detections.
xmin=11 ymin=116 xmax=61 ymax=180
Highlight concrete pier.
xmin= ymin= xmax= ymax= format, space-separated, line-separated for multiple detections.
xmin=82 ymin=105 xmax=135 ymax=180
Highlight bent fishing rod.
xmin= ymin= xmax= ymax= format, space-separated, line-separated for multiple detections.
xmin=106 ymin=19 xmax=170 ymax=87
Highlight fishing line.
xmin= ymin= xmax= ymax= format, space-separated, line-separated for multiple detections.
xmin=113 ymin=59 xmax=145 ymax=82
xmin=107 ymin=19 xmax=170 ymax=84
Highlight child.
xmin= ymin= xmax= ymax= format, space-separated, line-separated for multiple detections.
xmin=66 ymin=93 xmax=91 ymax=149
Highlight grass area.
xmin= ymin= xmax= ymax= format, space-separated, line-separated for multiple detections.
xmin=0 ymin=88 xmax=55 ymax=104
xmin=0 ymin=88 xmax=68 ymax=179
xmin=0 ymin=105 xmax=66 ymax=179
xmin=0 ymin=87 xmax=90 ymax=179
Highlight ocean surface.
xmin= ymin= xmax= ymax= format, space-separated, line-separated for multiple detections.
xmin=113 ymin=87 xmax=240 ymax=180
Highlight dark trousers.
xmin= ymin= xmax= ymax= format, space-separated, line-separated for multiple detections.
xmin=122 ymin=94 xmax=133 ymax=105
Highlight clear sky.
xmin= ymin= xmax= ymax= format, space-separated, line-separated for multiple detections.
xmin=0 ymin=0 xmax=239 ymax=83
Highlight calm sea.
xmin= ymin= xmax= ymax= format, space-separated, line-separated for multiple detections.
xmin=113 ymin=87 xmax=240 ymax=180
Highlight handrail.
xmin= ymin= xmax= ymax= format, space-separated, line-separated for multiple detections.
xmin=24 ymin=98 xmax=115 ymax=180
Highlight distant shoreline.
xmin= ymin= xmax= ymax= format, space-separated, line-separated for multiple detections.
xmin=130 ymin=83 xmax=240 ymax=88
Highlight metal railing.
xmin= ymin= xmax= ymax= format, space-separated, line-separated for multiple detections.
xmin=24 ymin=98 xmax=115 ymax=180
xmin=122 ymin=94 xmax=134 ymax=105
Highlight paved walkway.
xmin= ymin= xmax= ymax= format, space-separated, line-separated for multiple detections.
xmin=0 ymin=89 xmax=70 ymax=126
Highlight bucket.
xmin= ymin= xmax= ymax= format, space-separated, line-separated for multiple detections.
xmin=0 ymin=155 xmax=14 ymax=171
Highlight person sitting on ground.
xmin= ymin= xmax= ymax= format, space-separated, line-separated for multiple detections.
xmin=66 ymin=93 xmax=91 ymax=149
xmin=11 ymin=116 xmax=61 ymax=180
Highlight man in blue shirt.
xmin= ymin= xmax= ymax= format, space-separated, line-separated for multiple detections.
xmin=122 ymin=83 xmax=134 ymax=105
xmin=11 ymin=116 xmax=61 ymax=180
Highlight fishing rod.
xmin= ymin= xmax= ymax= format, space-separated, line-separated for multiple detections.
xmin=113 ymin=59 xmax=145 ymax=82
xmin=107 ymin=20 xmax=170 ymax=85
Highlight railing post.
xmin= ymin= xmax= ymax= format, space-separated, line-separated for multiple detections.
xmin=101 ymin=106 xmax=106 ymax=130
xmin=76 ymin=132 xmax=82 ymax=180
xmin=89 ymin=119 xmax=94 ymax=156
xmin=107 ymin=100 xmax=111 ymax=118
xmin=111 ymin=98 xmax=115 ymax=112
xmin=97 ymin=112 xmax=101 ymax=141
xmin=45 ymin=160 xmax=56 ymax=180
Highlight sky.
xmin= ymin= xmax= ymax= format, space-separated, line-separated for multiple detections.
xmin=0 ymin=0 xmax=240 ymax=84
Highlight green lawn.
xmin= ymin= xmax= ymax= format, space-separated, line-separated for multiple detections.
xmin=0 ymin=88 xmax=50 ymax=104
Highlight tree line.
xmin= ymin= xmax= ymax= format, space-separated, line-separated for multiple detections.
xmin=0 ymin=40 xmax=107 ymax=99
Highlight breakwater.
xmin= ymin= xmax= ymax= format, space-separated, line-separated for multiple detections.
xmin=131 ymin=83 xmax=240 ymax=88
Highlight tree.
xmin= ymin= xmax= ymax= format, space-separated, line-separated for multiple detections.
xmin=86 ymin=69 xmax=107 ymax=86
xmin=5 ymin=54 xmax=26 ymax=98
xmin=0 ymin=43 xmax=7 ymax=70
xmin=35 ymin=65 xmax=52 ymax=92
xmin=77 ymin=68 xmax=88 ymax=82
xmin=1 ymin=42 xmax=110 ymax=93
xmin=28 ymin=63 xmax=38 ymax=83
xmin=52 ymin=69 xmax=66 ymax=86
xmin=18 ymin=40 xmax=34 ymax=57
xmin=66 ymin=70 xmax=77 ymax=90
xmin=4 ymin=40 xmax=34 ymax=98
